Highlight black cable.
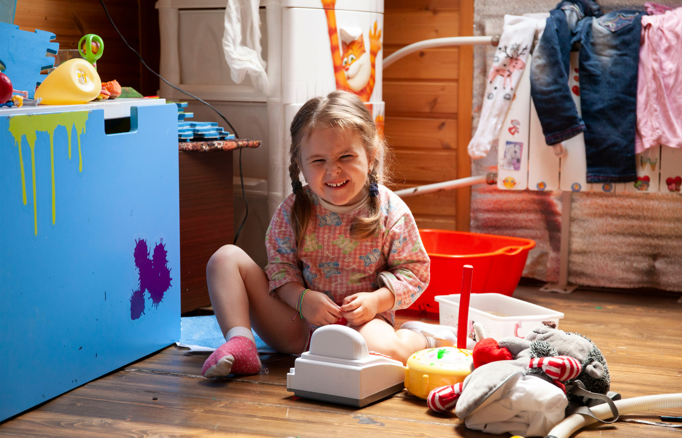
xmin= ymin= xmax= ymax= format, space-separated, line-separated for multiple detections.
xmin=234 ymin=148 xmax=249 ymax=245
xmin=99 ymin=0 xmax=250 ymax=244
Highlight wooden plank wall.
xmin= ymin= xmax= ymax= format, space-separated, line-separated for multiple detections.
xmin=178 ymin=152 xmax=234 ymax=314
xmin=14 ymin=0 xmax=160 ymax=96
xmin=384 ymin=0 xmax=474 ymax=231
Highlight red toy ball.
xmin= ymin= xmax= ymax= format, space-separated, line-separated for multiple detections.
xmin=0 ymin=72 xmax=12 ymax=104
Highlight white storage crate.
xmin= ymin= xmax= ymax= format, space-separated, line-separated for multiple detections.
xmin=435 ymin=293 xmax=564 ymax=341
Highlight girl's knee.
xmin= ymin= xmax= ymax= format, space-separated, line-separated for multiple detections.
xmin=212 ymin=244 xmax=245 ymax=260
xmin=207 ymin=245 xmax=246 ymax=274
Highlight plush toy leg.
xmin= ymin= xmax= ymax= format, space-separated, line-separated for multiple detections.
xmin=428 ymin=382 xmax=463 ymax=413
xmin=529 ymin=356 xmax=582 ymax=382
xmin=202 ymin=336 xmax=262 ymax=378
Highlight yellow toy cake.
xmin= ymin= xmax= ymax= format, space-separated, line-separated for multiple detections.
xmin=405 ymin=347 xmax=473 ymax=399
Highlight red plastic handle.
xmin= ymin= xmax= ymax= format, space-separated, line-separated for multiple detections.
xmin=497 ymin=246 xmax=524 ymax=256
xmin=514 ymin=323 xmax=523 ymax=338
xmin=458 ymin=265 xmax=473 ymax=349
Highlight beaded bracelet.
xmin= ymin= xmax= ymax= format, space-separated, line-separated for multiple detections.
xmin=296 ymin=288 xmax=310 ymax=320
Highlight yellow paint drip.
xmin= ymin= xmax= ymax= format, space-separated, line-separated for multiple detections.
xmin=9 ymin=112 xmax=89 ymax=235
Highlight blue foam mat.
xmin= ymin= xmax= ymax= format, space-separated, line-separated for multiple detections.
xmin=179 ymin=315 xmax=274 ymax=353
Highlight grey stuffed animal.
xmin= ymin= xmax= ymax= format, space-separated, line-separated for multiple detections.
xmin=498 ymin=323 xmax=610 ymax=402
xmin=441 ymin=323 xmax=612 ymax=437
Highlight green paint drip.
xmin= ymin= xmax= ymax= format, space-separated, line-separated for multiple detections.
xmin=9 ymin=112 xmax=89 ymax=235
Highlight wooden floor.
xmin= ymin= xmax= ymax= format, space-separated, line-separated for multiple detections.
xmin=2 ymin=286 xmax=681 ymax=437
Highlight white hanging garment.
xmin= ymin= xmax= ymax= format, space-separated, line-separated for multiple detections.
xmin=222 ymin=0 xmax=269 ymax=95
xmin=467 ymin=15 xmax=541 ymax=159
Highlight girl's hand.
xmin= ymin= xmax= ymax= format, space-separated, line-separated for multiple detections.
xmin=340 ymin=293 xmax=380 ymax=327
xmin=301 ymin=290 xmax=343 ymax=327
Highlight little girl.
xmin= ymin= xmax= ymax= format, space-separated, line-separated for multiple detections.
xmin=202 ymin=90 xmax=458 ymax=378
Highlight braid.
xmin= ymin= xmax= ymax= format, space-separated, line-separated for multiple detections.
xmin=289 ymin=158 xmax=303 ymax=195
xmin=289 ymin=155 xmax=312 ymax=251
xmin=351 ymin=164 xmax=383 ymax=240
xmin=367 ymin=168 xmax=382 ymax=220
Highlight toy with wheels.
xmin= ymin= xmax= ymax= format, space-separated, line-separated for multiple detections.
xmin=0 ymin=73 xmax=28 ymax=108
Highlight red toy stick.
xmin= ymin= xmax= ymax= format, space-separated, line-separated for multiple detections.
xmin=458 ymin=265 xmax=473 ymax=349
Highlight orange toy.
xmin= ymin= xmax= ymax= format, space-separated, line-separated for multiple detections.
xmin=102 ymin=80 xmax=122 ymax=99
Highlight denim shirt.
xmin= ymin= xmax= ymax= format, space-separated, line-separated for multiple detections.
xmin=531 ymin=0 xmax=644 ymax=183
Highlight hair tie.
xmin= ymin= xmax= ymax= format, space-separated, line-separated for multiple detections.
xmin=291 ymin=180 xmax=303 ymax=193
xmin=369 ymin=182 xmax=379 ymax=198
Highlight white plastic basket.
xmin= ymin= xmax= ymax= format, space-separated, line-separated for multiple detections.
xmin=435 ymin=293 xmax=564 ymax=341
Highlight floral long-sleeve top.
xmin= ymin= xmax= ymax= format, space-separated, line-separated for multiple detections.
xmin=264 ymin=184 xmax=430 ymax=326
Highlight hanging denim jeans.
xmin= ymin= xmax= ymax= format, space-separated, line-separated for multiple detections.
xmin=576 ymin=11 xmax=644 ymax=183
xmin=531 ymin=0 xmax=601 ymax=145
xmin=531 ymin=1 xmax=644 ymax=183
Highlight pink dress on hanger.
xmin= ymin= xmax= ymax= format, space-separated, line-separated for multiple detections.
xmin=635 ymin=7 xmax=682 ymax=154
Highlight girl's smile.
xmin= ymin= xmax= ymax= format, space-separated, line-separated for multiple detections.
xmin=300 ymin=127 xmax=371 ymax=206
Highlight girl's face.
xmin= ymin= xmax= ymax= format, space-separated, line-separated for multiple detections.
xmin=299 ymin=126 xmax=372 ymax=206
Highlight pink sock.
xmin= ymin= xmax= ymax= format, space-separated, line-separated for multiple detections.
xmin=202 ymin=336 xmax=262 ymax=378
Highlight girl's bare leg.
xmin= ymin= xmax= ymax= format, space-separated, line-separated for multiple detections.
xmin=352 ymin=318 xmax=427 ymax=365
xmin=202 ymin=245 xmax=309 ymax=377
xmin=206 ymin=244 xmax=309 ymax=354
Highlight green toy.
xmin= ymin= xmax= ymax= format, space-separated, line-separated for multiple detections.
xmin=78 ymin=34 xmax=104 ymax=66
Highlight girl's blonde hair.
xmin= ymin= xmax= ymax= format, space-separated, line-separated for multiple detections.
xmin=289 ymin=90 xmax=387 ymax=250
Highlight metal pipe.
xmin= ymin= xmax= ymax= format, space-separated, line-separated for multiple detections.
xmin=383 ymin=36 xmax=498 ymax=69
xmin=385 ymin=36 xmax=500 ymax=198
xmin=395 ymin=175 xmax=488 ymax=198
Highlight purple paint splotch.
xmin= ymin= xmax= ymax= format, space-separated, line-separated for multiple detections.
xmin=130 ymin=239 xmax=173 ymax=320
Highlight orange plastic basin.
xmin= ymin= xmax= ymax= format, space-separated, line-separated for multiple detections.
xmin=409 ymin=229 xmax=536 ymax=314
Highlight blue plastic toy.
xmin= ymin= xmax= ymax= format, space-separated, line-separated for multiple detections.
xmin=175 ymin=103 xmax=235 ymax=142
xmin=0 ymin=22 xmax=58 ymax=99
